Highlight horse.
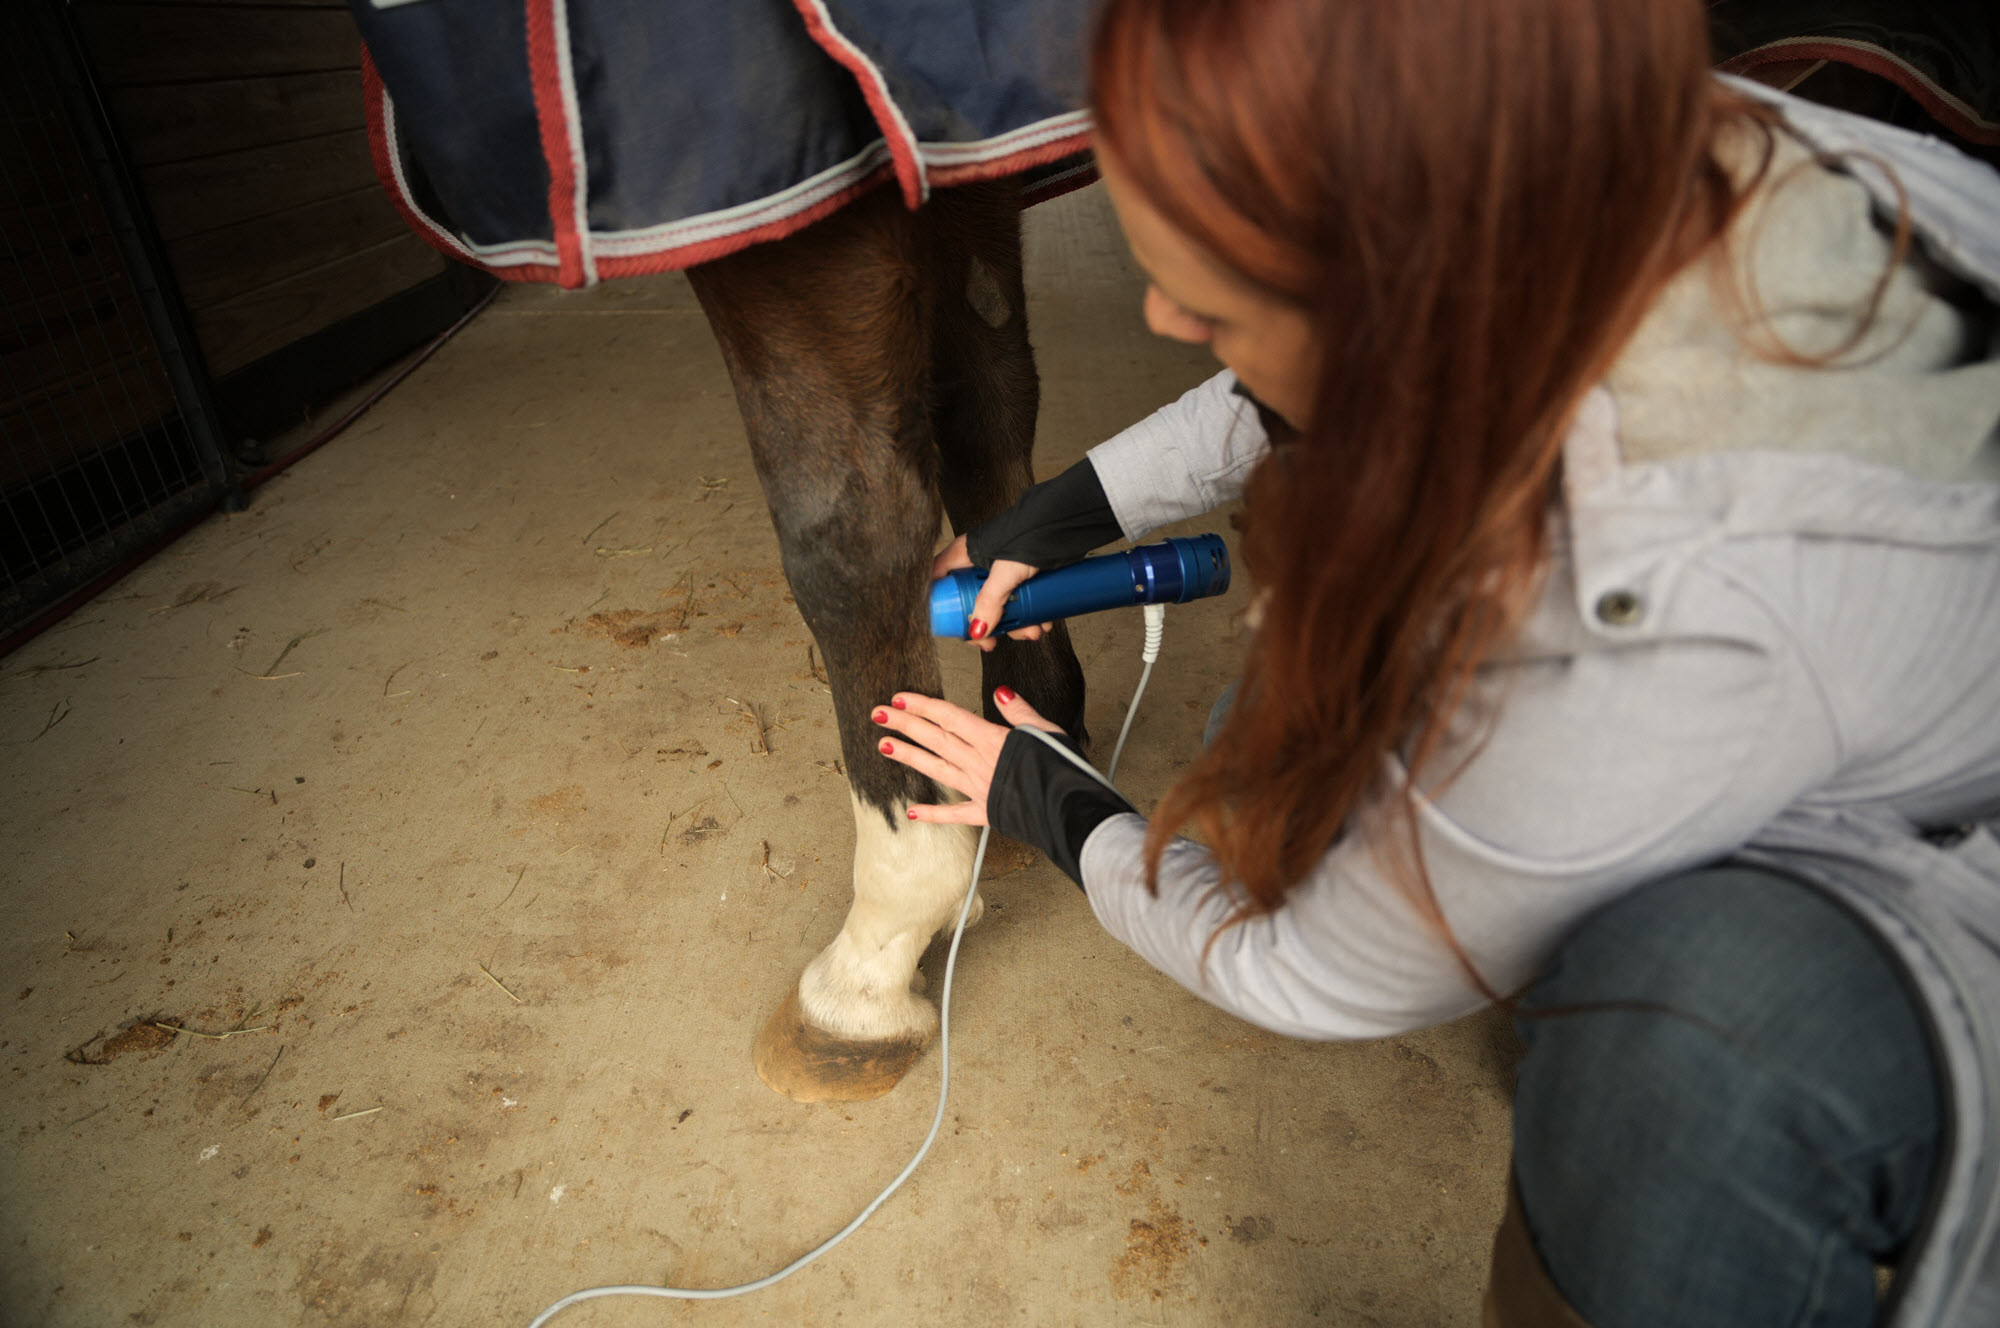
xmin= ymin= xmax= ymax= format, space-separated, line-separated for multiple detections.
xmin=349 ymin=0 xmax=1094 ymax=1100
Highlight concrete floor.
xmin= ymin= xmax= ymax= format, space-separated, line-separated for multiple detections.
xmin=1 ymin=184 xmax=1518 ymax=1327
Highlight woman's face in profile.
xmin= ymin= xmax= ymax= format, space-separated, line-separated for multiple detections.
xmin=1099 ymin=151 xmax=1318 ymax=431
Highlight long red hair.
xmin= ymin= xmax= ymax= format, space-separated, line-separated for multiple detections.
xmin=1091 ymin=0 xmax=1766 ymax=979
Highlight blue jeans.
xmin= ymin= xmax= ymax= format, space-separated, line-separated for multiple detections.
xmin=1513 ymin=866 xmax=1944 ymax=1327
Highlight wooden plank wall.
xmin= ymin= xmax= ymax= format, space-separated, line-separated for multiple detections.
xmin=2 ymin=20 xmax=182 ymax=491
xmin=75 ymin=0 xmax=446 ymax=381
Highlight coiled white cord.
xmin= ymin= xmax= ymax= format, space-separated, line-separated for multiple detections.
xmin=1107 ymin=603 xmax=1166 ymax=779
xmin=527 ymin=609 xmax=1163 ymax=1326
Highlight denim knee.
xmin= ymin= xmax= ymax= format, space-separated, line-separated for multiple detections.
xmin=1511 ymin=866 xmax=1942 ymax=1328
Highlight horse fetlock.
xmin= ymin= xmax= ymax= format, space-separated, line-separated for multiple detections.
xmin=757 ymin=918 xmax=935 ymax=1101
xmin=796 ymin=934 xmax=938 ymax=1042
xmin=750 ymin=798 xmax=982 ymax=1100
xmin=789 ymin=797 xmax=979 ymax=1042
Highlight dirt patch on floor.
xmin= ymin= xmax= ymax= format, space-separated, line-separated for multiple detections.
xmin=66 ymin=1019 xmax=177 ymax=1064
xmin=1111 ymin=1197 xmax=1203 ymax=1301
xmin=978 ymin=835 xmax=1039 ymax=880
xmin=293 ymin=1241 xmax=438 ymax=1328
xmin=525 ymin=786 xmax=585 ymax=822
xmin=576 ymin=608 xmax=679 ymax=648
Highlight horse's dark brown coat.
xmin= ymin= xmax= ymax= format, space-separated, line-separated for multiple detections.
xmin=688 ymin=180 xmax=1087 ymax=827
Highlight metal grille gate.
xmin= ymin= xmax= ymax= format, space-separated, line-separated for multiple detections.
xmin=2 ymin=1 xmax=234 ymax=646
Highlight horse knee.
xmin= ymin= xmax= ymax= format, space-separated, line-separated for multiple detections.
xmin=771 ymin=475 xmax=937 ymax=622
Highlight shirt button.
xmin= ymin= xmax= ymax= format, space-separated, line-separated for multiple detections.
xmin=1595 ymin=589 xmax=1645 ymax=626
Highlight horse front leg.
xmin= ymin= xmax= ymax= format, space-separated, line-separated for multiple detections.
xmin=687 ymin=191 xmax=977 ymax=1102
xmin=923 ymin=181 xmax=1087 ymax=738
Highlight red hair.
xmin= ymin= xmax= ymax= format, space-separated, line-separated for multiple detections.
xmin=1091 ymin=0 xmax=1767 ymax=985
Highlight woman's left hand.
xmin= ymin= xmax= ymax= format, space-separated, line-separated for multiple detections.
xmin=871 ymin=687 xmax=1065 ymax=824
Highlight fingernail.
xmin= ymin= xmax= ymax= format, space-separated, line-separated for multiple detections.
xmin=871 ymin=710 xmax=887 ymax=724
xmin=968 ymin=619 xmax=988 ymax=640
xmin=906 ymin=808 xmax=919 ymax=820
xmin=891 ymin=697 xmax=908 ymax=710
xmin=879 ymin=740 xmax=894 ymax=755
xmin=995 ymin=685 xmax=1018 ymax=705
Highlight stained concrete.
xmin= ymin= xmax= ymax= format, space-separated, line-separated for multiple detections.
xmin=0 ymin=184 xmax=1518 ymax=1327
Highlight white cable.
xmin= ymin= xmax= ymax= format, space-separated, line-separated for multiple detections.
xmin=525 ymin=825 xmax=990 ymax=1327
xmin=1107 ymin=603 xmax=1166 ymax=780
xmin=527 ymin=608 xmax=1166 ymax=1327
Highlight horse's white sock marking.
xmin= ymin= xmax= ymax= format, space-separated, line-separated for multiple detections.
xmin=796 ymin=793 xmax=979 ymax=1042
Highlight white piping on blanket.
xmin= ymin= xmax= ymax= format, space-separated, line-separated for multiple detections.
xmin=547 ymin=0 xmax=598 ymax=285
xmin=920 ymin=109 xmax=1092 ymax=165
xmin=793 ymin=0 xmax=930 ymax=206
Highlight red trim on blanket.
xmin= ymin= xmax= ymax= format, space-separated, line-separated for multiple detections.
xmin=525 ymin=0 xmax=589 ymax=286
xmin=593 ymin=163 xmax=897 ymax=276
xmin=789 ymin=0 xmax=926 ymax=208
xmin=361 ymin=45 xmax=1088 ymax=286
xmin=363 ymin=48 xmax=521 ymax=274
xmin=590 ymin=135 xmax=1092 ymax=276
xmin=1720 ymin=39 xmax=2000 ymax=146
xmin=928 ymin=129 xmax=1095 ymax=191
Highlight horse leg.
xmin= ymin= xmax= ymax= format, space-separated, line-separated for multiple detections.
xmin=687 ymin=189 xmax=977 ymax=1102
xmin=920 ymin=181 xmax=1087 ymax=737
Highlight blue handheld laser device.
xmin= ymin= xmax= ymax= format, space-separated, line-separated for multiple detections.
xmin=929 ymin=533 xmax=1231 ymax=638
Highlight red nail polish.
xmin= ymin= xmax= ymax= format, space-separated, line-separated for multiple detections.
xmin=871 ymin=710 xmax=887 ymax=724
xmin=879 ymin=740 xmax=894 ymax=755
xmin=906 ymin=808 xmax=918 ymax=819
xmin=995 ymin=685 xmax=1017 ymax=705
xmin=892 ymin=697 xmax=907 ymax=710
xmin=968 ymin=618 xmax=988 ymax=640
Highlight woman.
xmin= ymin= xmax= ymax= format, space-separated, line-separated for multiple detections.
xmin=874 ymin=0 xmax=2000 ymax=1322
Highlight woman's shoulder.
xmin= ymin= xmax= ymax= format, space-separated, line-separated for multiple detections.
xmin=1545 ymin=386 xmax=1999 ymax=749
xmin=1602 ymin=93 xmax=2000 ymax=488
xmin=1562 ymin=386 xmax=1999 ymax=564
xmin=1721 ymin=75 xmax=2000 ymax=302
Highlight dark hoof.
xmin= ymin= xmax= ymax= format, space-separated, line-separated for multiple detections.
xmin=752 ymin=985 xmax=929 ymax=1102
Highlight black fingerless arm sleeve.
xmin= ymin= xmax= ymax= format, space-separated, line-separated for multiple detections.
xmin=986 ymin=728 xmax=1137 ymax=889
xmin=964 ymin=458 xmax=1124 ymax=572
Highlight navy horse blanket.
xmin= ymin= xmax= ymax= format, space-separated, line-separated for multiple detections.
xmin=350 ymin=0 xmax=1096 ymax=289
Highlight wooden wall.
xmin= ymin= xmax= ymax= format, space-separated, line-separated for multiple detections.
xmin=73 ymin=0 xmax=447 ymax=383
xmin=3 ymin=11 xmax=181 ymax=493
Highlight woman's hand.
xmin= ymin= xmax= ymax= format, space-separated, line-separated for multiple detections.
xmin=872 ymin=687 xmax=1065 ymax=823
xmin=932 ymin=535 xmax=1050 ymax=651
